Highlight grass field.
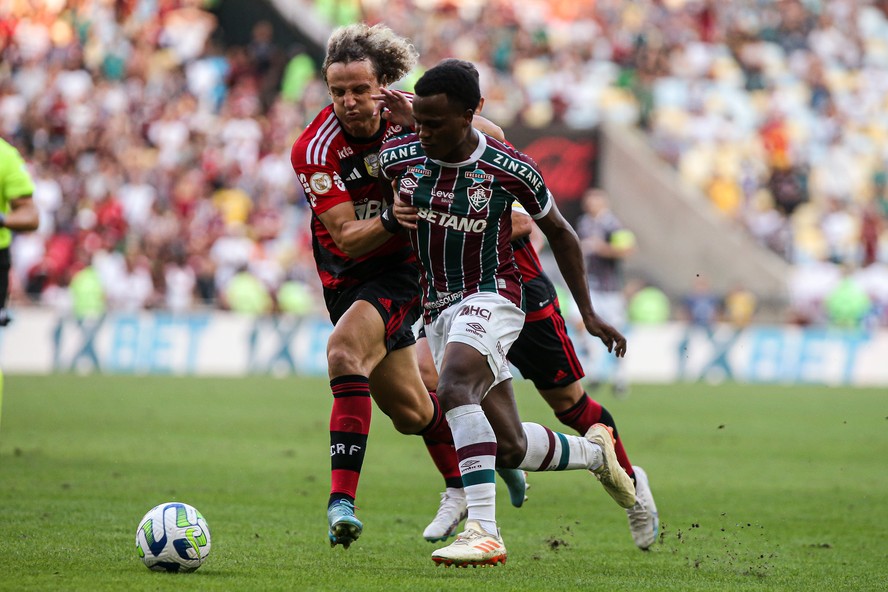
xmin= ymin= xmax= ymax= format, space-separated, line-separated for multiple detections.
xmin=0 ymin=374 xmax=886 ymax=591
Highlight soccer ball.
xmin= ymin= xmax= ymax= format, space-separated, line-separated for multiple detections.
xmin=135 ymin=502 xmax=211 ymax=572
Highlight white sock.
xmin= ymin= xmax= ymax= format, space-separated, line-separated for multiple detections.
xmin=445 ymin=404 xmax=498 ymax=535
xmin=517 ymin=422 xmax=604 ymax=471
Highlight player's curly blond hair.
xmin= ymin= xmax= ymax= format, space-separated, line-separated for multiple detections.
xmin=322 ymin=23 xmax=418 ymax=87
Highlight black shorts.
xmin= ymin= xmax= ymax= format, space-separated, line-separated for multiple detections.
xmin=508 ymin=304 xmax=585 ymax=390
xmin=324 ymin=263 xmax=422 ymax=352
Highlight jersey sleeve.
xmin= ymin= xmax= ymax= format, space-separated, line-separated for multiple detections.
xmin=1 ymin=143 xmax=35 ymax=200
xmin=490 ymin=139 xmax=551 ymax=220
xmin=290 ymin=140 xmax=351 ymax=216
xmin=379 ymin=135 xmax=414 ymax=181
xmin=527 ymin=189 xmax=553 ymax=220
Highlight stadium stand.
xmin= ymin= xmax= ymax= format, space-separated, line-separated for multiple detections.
xmin=2 ymin=0 xmax=886 ymax=326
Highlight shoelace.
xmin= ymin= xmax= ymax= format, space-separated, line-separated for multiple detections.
xmin=330 ymin=500 xmax=357 ymax=518
xmin=453 ymin=528 xmax=485 ymax=545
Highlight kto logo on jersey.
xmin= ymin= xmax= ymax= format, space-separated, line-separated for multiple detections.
xmin=337 ymin=146 xmax=354 ymax=159
xmin=459 ymin=305 xmax=491 ymax=320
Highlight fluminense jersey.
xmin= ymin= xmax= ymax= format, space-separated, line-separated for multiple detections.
xmin=290 ymin=104 xmax=415 ymax=290
xmin=380 ymin=130 xmax=552 ymax=321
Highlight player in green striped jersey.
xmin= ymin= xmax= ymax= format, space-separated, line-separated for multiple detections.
xmin=380 ymin=62 xmax=633 ymax=567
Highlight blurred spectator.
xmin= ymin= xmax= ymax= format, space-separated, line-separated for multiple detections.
xmin=626 ymin=280 xmax=671 ymax=325
xmin=2 ymin=0 xmax=887 ymax=330
xmin=576 ymin=187 xmax=635 ymax=394
xmin=223 ymin=265 xmax=272 ymax=315
xmin=787 ymin=260 xmax=842 ymax=325
xmin=164 ymin=244 xmax=197 ymax=314
xmin=69 ymin=260 xmax=105 ymax=320
xmin=103 ymin=246 xmax=157 ymax=312
xmin=825 ymin=271 xmax=872 ymax=328
xmin=724 ymin=284 xmax=758 ymax=327
xmin=277 ymin=277 xmax=315 ymax=316
xmin=680 ymin=275 xmax=721 ymax=332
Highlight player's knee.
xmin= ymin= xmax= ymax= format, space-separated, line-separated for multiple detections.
xmin=326 ymin=344 xmax=363 ymax=376
xmin=387 ymin=407 xmax=426 ymax=434
xmin=496 ymin=442 xmax=526 ymax=469
xmin=419 ymin=367 xmax=438 ymax=392
xmin=494 ymin=427 xmax=527 ymax=468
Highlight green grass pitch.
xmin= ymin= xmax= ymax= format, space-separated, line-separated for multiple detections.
xmin=0 ymin=374 xmax=886 ymax=591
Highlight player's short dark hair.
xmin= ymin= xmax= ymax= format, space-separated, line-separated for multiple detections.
xmin=323 ymin=23 xmax=418 ymax=86
xmin=414 ymin=62 xmax=481 ymax=113
xmin=436 ymin=58 xmax=480 ymax=83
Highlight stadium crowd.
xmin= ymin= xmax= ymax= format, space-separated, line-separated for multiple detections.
xmin=2 ymin=0 xmax=887 ymax=326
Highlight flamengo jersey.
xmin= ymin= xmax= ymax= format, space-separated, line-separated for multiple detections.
xmin=290 ymin=104 xmax=415 ymax=290
xmin=380 ymin=130 xmax=552 ymax=321
xmin=510 ymin=200 xmax=555 ymax=320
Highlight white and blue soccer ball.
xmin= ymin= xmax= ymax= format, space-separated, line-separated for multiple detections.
xmin=135 ymin=502 xmax=211 ymax=572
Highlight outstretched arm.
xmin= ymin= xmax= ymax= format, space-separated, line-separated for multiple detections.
xmin=535 ymin=203 xmax=627 ymax=357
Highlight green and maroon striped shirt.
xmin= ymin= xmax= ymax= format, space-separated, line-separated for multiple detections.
xmin=380 ymin=131 xmax=552 ymax=321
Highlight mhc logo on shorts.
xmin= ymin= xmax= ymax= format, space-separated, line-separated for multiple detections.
xmin=458 ymin=305 xmax=491 ymax=320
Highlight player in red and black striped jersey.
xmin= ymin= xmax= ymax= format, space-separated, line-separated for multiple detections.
xmin=292 ymin=101 xmax=414 ymax=292
xmin=290 ymin=24 xmax=463 ymax=551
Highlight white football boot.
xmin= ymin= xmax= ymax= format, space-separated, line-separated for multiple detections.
xmin=431 ymin=520 xmax=507 ymax=567
xmin=585 ymin=423 xmax=636 ymax=508
xmin=423 ymin=488 xmax=468 ymax=542
xmin=626 ymin=465 xmax=659 ymax=550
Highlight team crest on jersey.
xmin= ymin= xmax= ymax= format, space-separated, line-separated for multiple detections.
xmin=468 ymin=184 xmax=493 ymax=211
xmin=364 ymin=153 xmax=379 ymax=178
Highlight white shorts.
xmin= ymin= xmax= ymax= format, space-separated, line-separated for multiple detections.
xmin=425 ymin=292 xmax=525 ymax=394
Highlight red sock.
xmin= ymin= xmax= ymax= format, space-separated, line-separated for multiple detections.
xmin=328 ymin=375 xmax=372 ymax=505
xmin=417 ymin=391 xmax=453 ymax=444
xmin=555 ymin=393 xmax=634 ymax=478
xmin=423 ymin=439 xmax=463 ymax=488
xmin=417 ymin=392 xmax=460 ymax=488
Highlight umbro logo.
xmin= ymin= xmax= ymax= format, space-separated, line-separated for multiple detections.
xmin=466 ymin=322 xmax=486 ymax=334
xmin=459 ymin=459 xmax=481 ymax=472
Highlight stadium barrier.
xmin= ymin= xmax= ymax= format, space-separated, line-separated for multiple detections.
xmin=3 ymin=309 xmax=887 ymax=386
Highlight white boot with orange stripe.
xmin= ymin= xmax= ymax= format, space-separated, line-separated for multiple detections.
xmin=431 ymin=520 xmax=507 ymax=567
